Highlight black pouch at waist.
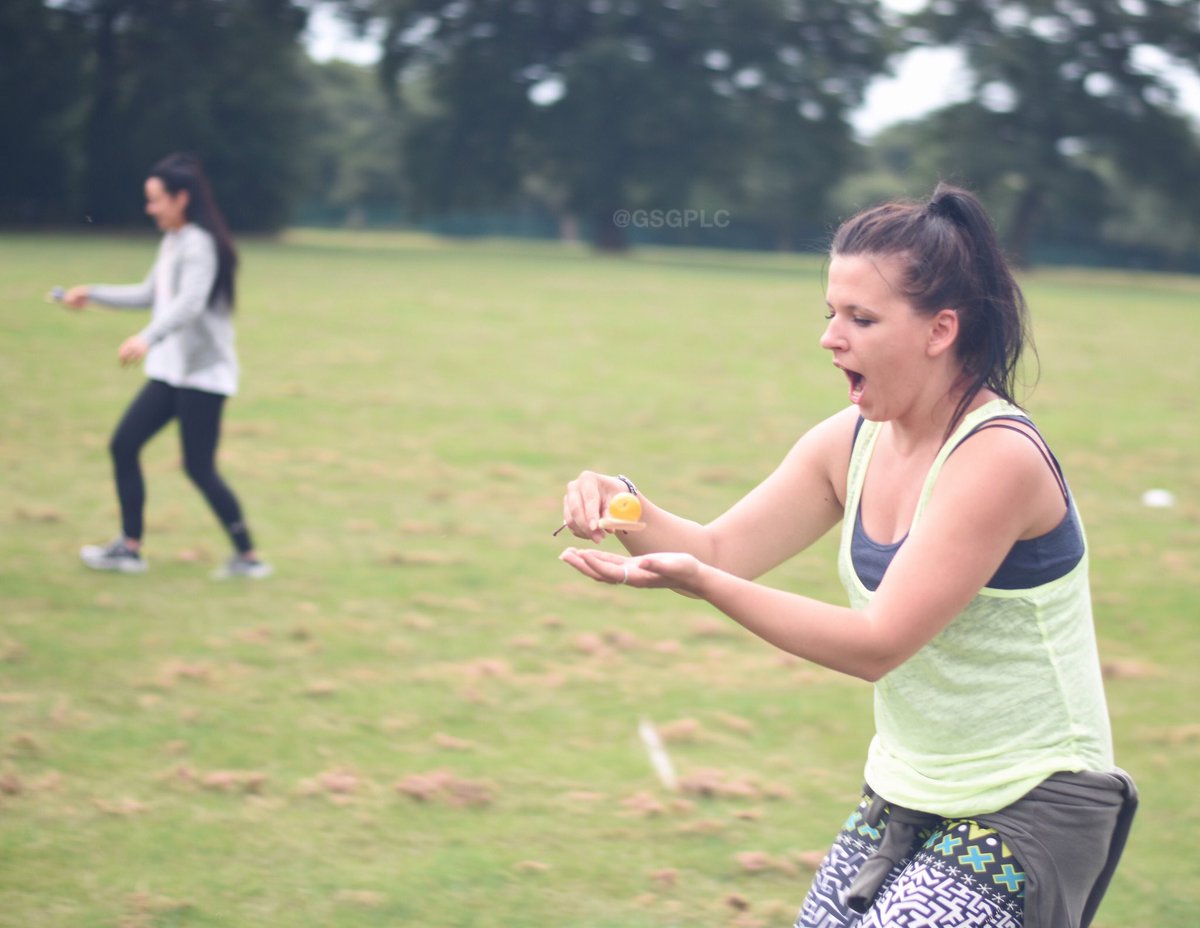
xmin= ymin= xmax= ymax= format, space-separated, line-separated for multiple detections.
xmin=844 ymin=786 xmax=941 ymax=914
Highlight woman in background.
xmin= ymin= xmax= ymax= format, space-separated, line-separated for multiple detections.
xmin=64 ymin=152 xmax=271 ymax=579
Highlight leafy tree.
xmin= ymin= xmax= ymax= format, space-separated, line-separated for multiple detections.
xmin=0 ymin=0 xmax=89 ymax=223
xmin=339 ymin=0 xmax=891 ymax=249
xmin=297 ymin=59 xmax=408 ymax=224
xmin=1091 ymin=155 xmax=1200 ymax=265
xmin=11 ymin=0 xmax=311 ymax=231
xmin=835 ymin=112 xmax=1200 ymax=271
xmin=903 ymin=0 xmax=1200 ymax=265
xmin=831 ymin=116 xmax=1100 ymax=244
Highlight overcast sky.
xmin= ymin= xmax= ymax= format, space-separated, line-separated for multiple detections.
xmin=304 ymin=4 xmax=1200 ymax=138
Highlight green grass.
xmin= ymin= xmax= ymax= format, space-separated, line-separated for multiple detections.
xmin=1 ymin=228 xmax=1197 ymax=927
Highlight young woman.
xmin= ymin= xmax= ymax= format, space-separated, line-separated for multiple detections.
xmin=558 ymin=185 xmax=1135 ymax=928
xmin=65 ymin=153 xmax=271 ymax=579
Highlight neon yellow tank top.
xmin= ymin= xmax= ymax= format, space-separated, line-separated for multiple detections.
xmin=839 ymin=400 xmax=1114 ymax=817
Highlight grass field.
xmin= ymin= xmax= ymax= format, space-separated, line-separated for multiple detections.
xmin=1 ymin=228 xmax=1197 ymax=927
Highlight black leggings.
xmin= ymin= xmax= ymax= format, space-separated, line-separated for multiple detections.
xmin=110 ymin=379 xmax=253 ymax=553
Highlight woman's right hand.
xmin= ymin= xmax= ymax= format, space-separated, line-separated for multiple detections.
xmin=561 ymin=470 xmax=632 ymax=544
xmin=63 ymin=286 xmax=90 ymax=309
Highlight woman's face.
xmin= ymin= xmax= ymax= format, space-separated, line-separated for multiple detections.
xmin=820 ymin=253 xmax=942 ymax=421
xmin=144 ymin=176 xmax=189 ymax=232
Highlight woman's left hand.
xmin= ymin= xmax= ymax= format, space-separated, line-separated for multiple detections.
xmin=118 ymin=334 xmax=149 ymax=366
xmin=559 ymin=546 xmax=705 ymax=596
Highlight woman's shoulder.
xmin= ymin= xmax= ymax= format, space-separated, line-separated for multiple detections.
xmin=949 ymin=400 xmax=1055 ymax=460
xmin=176 ymin=224 xmax=218 ymax=259
xmin=178 ymin=223 xmax=216 ymax=247
xmin=947 ymin=401 xmax=1048 ymax=469
xmin=776 ymin=407 xmax=861 ymax=480
xmin=937 ymin=404 xmax=1070 ymax=533
xmin=803 ymin=406 xmax=862 ymax=452
xmin=789 ymin=406 xmax=862 ymax=478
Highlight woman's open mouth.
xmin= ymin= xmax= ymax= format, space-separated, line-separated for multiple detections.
xmin=843 ymin=367 xmax=865 ymax=405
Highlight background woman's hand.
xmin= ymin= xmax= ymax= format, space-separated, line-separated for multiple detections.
xmin=118 ymin=334 xmax=150 ymax=366
xmin=63 ymin=285 xmax=90 ymax=309
xmin=559 ymin=547 xmax=705 ymax=596
xmin=561 ymin=470 xmax=632 ymax=544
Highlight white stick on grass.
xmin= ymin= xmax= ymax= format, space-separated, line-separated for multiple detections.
xmin=638 ymin=718 xmax=678 ymax=792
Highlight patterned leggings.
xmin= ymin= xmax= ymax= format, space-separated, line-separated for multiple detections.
xmin=795 ymin=795 xmax=1026 ymax=928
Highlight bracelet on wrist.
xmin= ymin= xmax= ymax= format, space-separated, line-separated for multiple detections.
xmin=617 ymin=474 xmax=638 ymax=497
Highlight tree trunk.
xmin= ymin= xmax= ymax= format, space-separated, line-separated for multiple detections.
xmin=1005 ymin=181 xmax=1044 ymax=269
xmin=82 ymin=1 xmax=121 ymax=223
xmin=592 ymin=206 xmax=629 ymax=252
xmin=558 ymin=213 xmax=580 ymax=243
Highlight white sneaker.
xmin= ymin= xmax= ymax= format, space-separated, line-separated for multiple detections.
xmin=213 ymin=554 xmax=273 ymax=580
xmin=80 ymin=538 xmax=147 ymax=573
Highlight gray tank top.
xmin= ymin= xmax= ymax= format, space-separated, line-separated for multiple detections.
xmin=850 ymin=416 xmax=1084 ymax=592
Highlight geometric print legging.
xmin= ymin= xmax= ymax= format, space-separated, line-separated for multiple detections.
xmin=795 ymin=794 xmax=1026 ymax=927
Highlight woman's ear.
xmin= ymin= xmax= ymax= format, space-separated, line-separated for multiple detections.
xmin=927 ymin=308 xmax=959 ymax=358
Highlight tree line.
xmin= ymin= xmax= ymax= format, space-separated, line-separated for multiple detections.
xmin=4 ymin=0 xmax=1200 ymax=267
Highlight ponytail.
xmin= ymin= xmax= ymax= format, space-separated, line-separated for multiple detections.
xmin=149 ymin=153 xmax=237 ymax=309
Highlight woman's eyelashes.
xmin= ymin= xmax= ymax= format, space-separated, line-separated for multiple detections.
xmin=824 ymin=309 xmax=875 ymax=328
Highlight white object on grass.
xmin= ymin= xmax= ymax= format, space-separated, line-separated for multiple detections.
xmin=1141 ymin=489 xmax=1176 ymax=509
xmin=638 ymin=718 xmax=678 ymax=792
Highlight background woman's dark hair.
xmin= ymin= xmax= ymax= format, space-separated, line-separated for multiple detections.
xmin=831 ymin=182 xmax=1035 ymax=433
xmin=149 ymin=153 xmax=237 ymax=309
